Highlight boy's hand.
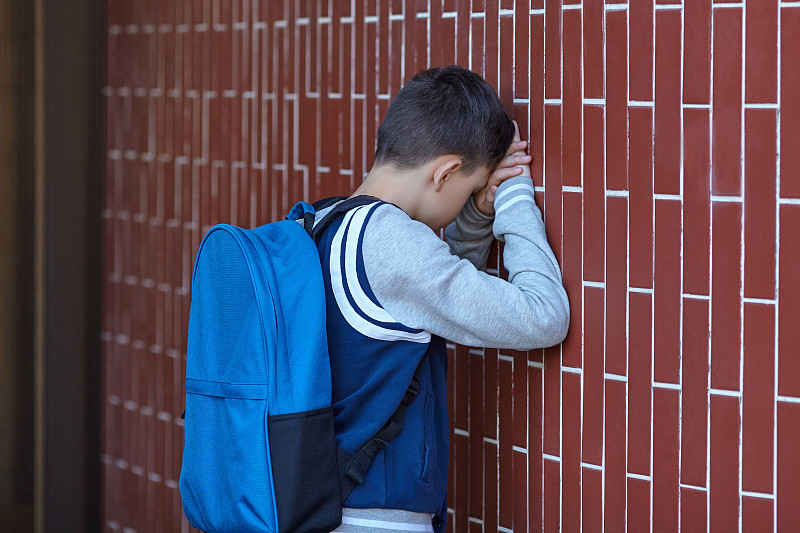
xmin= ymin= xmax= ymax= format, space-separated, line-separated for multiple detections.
xmin=473 ymin=120 xmax=532 ymax=216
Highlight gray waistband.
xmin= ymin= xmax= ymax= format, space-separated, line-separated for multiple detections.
xmin=331 ymin=508 xmax=435 ymax=532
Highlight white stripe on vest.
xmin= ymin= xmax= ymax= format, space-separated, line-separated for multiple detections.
xmin=330 ymin=205 xmax=431 ymax=343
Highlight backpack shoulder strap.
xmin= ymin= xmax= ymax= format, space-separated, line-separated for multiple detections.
xmin=311 ymin=195 xmax=349 ymax=211
xmin=338 ymin=354 xmax=427 ymax=501
xmin=311 ymin=195 xmax=383 ymax=241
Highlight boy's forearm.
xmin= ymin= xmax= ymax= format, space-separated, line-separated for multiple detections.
xmin=444 ymin=196 xmax=495 ymax=270
xmin=492 ymin=174 xmax=570 ymax=346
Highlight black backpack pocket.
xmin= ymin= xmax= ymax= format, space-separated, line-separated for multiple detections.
xmin=267 ymin=405 xmax=343 ymax=533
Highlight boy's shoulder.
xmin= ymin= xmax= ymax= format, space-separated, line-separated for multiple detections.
xmin=314 ymin=199 xmax=448 ymax=259
xmin=314 ymin=199 xmax=423 ymax=235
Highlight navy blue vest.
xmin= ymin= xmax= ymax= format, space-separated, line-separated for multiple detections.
xmin=316 ymin=202 xmax=449 ymax=514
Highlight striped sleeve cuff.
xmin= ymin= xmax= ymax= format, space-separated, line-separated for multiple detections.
xmin=493 ymin=177 xmax=536 ymax=216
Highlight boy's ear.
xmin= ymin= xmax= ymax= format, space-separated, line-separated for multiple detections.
xmin=432 ymin=157 xmax=463 ymax=191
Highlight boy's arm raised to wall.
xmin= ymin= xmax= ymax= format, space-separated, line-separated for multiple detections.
xmin=443 ymin=197 xmax=495 ymax=270
xmin=444 ymin=129 xmax=532 ymax=270
xmin=362 ymin=180 xmax=569 ymax=350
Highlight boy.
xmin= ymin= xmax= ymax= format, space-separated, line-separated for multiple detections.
xmin=313 ymin=65 xmax=569 ymax=533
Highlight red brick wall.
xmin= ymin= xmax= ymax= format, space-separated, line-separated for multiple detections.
xmin=102 ymin=1 xmax=800 ymax=531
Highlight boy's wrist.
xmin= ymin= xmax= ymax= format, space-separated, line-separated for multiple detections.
xmin=465 ymin=195 xmax=495 ymax=221
xmin=493 ymin=175 xmax=535 ymax=210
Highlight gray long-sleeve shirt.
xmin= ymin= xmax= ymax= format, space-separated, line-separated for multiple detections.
xmin=314 ymin=175 xmax=570 ymax=350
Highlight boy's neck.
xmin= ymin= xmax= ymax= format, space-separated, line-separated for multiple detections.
xmin=350 ymin=164 xmax=429 ymax=220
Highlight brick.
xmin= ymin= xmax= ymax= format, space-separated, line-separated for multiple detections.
xmin=153 ymin=475 xmax=166 ymax=532
xmin=778 ymin=205 xmax=800 ymax=396
xmin=404 ymin=4 xmax=419 ymax=79
xmin=744 ymin=109 xmax=777 ymax=300
xmin=207 ymin=23 xmax=229 ymax=92
xmin=471 ymin=17 xmax=485 ymax=77
xmin=378 ymin=2 xmax=390 ymax=93
xmin=514 ymin=2 xmax=529 ymax=99
xmin=629 ymin=108 xmax=654 ymax=288
xmin=278 ymin=17 xmax=297 ymax=92
xmin=781 ymin=7 xmax=800 ymax=198
xmin=627 ymin=477 xmax=652 ymax=531
xmin=122 ymin=468 xmax=139 ymax=529
xmin=562 ymin=371 xmax=582 ymax=532
xmin=512 ymin=350 xmax=529 ymax=449
xmin=530 ymin=14 xmax=545 ymax=186
xmin=680 ymin=487 xmax=708 ymax=533
xmin=711 ymin=8 xmax=743 ymax=196
xmin=653 ymin=388 xmax=680 ymax=532
xmin=429 ymin=1 xmax=443 ymax=69
xmin=681 ymin=298 xmax=710 ymax=488
xmin=710 ymin=395 xmax=740 ymax=533
xmin=364 ymin=93 xmax=377 ymax=172
xmin=561 ymin=192 xmax=583 ymax=368
xmin=485 ymin=1 xmax=501 ymax=94
xmin=529 ymin=365 xmax=544 ymax=530
xmin=485 ymin=349 xmax=498 ymax=441
xmin=653 ymin=199 xmax=681 ymax=383
xmin=742 ymin=496 xmax=774 ymax=533
xmin=448 ymin=347 xmax=456 ymax=443
xmin=583 ymin=105 xmax=605 ymax=282
xmin=544 ymin=0 xmax=561 ymax=99
xmin=513 ymin=450 xmax=528 ymax=532
xmin=352 ymin=99 xmax=365 ymax=184
xmin=742 ymin=303 xmax=775 ymax=494
xmin=606 ymin=197 xmax=627 ymax=375
xmin=777 ymin=402 xmax=800 ymax=530
xmin=684 ymin=0 xmax=712 ymax=104
xmin=654 ymin=9 xmax=682 ymax=195
xmin=583 ymin=0 xmax=604 ymax=99
xmin=299 ymin=94 xmax=317 ymax=174
xmin=544 ymin=104 xmax=563 ymax=264
xmin=390 ymin=16 xmax=404 ymax=93
xmin=455 ymin=345 xmax=470 ymax=430
xmin=499 ymin=15 xmax=514 ymax=110
xmin=683 ymin=108 xmax=711 ymax=296
xmin=604 ymin=379 xmax=626 ymax=532
xmin=513 ymin=102 xmax=530 ymax=145
xmin=416 ymin=6 xmax=431 ymax=74
xmin=628 ymin=292 xmax=653 ymax=476
xmin=330 ymin=2 xmax=342 ymax=94
xmin=498 ymin=357 xmax=513 ymax=529
xmin=469 ymin=353 xmax=485 ymax=519
xmin=454 ymin=432 xmax=470 ymax=531
xmin=562 ymin=9 xmax=582 ymax=189
xmin=745 ymin=0 xmax=778 ymax=103
xmin=606 ymin=9 xmax=628 ymax=191
xmin=543 ymin=458 xmax=560 ymax=532
xmin=583 ymin=287 xmax=605 ymax=465
xmin=630 ymin=0 xmax=654 ymax=101
xmin=582 ymin=467 xmax=603 ymax=533
xmin=710 ymin=202 xmax=742 ymax=390
xmin=484 ymin=439 xmax=499 ymax=532
xmin=543 ymin=348 xmax=561 ymax=456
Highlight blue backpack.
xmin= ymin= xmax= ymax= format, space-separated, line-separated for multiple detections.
xmin=179 ymin=197 xmax=424 ymax=533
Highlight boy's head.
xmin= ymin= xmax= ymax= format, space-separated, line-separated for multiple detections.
xmin=374 ymin=65 xmax=515 ymax=175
